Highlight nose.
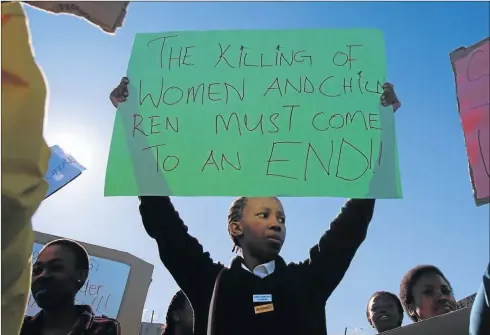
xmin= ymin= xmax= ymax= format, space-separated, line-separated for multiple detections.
xmin=34 ymin=268 xmax=51 ymax=281
xmin=269 ymin=223 xmax=282 ymax=232
xmin=435 ymin=292 xmax=449 ymax=303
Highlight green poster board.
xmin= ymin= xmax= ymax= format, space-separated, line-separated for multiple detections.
xmin=105 ymin=28 xmax=402 ymax=198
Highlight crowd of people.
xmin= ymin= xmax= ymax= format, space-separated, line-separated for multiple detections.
xmin=2 ymin=1 xmax=489 ymax=335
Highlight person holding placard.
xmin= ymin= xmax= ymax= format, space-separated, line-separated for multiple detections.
xmin=399 ymin=265 xmax=457 ymax=322
xmin=163 ymin=290 xmax=194 ymax=335
xmin=20 ymin=239 xmax=121 ymax=335
xmin=110 ymin=78 xmax=401 ymax=335
xmin=366 ymin=291 xmax=404 ymax=333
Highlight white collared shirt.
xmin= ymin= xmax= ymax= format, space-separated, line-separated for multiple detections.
xmin=241 ymin=260 xmax=276 ymax=278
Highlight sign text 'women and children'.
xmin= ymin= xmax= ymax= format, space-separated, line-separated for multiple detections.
xmin=105 ymin=28 xmax=402 ymax=198
xmin=26 ymin=243 xmax=131 ymax=318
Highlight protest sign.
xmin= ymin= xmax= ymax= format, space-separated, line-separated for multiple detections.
xmin=456 ymin=293 xmax=477 ymax=310
xmin=450 ymin=37 xmax=490 ymax=206
xmin=26 ymin=242 xmax=130 ymax=318
xmin=45 ymin=145 xmax=85 ymax=198
xmin=27 ymin=1 xmax=129 ymax=34
xmin=382 ymin=307 xmax=470 ymax=335
xmin=32 ymin=231 xmax=154 ymax=335
xmin=105 ymin=28 xmax=402 ymax=198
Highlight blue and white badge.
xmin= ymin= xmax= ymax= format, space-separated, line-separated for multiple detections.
xmin=253 ymin=294 xmax=272 ymax=303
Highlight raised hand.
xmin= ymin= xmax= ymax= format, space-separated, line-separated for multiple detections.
xmin=109 ymin=77 xmax=129 ymax=108
xmin=381 ymin=82 xmax=401 ymax=113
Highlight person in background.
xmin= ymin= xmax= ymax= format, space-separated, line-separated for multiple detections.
xmin=20 ymin=239 xmax=121 ymax=335
xmin=366 ymin=291 xmax=404 ymax=333
xmin=469 ymin=262 xmax=490 ymax=335
xmin=163 ymin=290 xmax=194 ymax=335
xmin=2 ymin=3 xmax=127 ymax=334
xmin=2 ymin=3 xmax=51 ymax=335
xmin=399 ymin=265 xmax=457 ymax=322
xmin=110 ymin=79 xmax=401 ymax=335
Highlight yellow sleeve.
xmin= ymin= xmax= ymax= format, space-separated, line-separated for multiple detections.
xmin=1 ymin=2 xmax=50 ymax=334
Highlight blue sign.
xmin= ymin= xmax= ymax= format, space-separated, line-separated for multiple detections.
xmin=26 ymin=243 xmax=131 ymax=318
xmin=45 ymin=145 xmax=86 ymax=198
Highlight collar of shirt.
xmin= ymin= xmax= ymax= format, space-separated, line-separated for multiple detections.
xmin=21 ymin=305 xmax=120 ymax=335
xmin=241 ymin=260 xmax=276 ymax=278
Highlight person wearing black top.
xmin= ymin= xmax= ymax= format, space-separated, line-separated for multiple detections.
xmin=163 ymin=290 xmax=194 ymax=335
xmin=110 ymin=79 xmax=401 ymax=335
xmin=139 ymin=196 xmax=374 ymax=335
xmin=366 ymin=291 xmax=404 ymax=333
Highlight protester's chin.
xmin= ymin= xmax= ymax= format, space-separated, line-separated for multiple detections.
xmin=265 ymin=239 xmax=283 ymax=252
xmin=434 ymin=305 xmax=455 ymax=316
xmin=34 ymin=292 xmax=58 ymax=310
xmin=34 ymin=297 xmax=55 ymax=310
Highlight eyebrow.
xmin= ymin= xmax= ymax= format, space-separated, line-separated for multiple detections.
xmin=34 ymin=258 xmax=64 ymax=266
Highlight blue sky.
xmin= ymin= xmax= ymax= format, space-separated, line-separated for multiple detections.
xmin=26 ymin=1 xmax=489 ymax=334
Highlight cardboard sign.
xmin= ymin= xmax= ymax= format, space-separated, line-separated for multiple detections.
xmin=450 ymin=37 xmax=490 ymax=206
xmin=105 ymin=28 xmax=402 ymax=198
xmin=381 ymin=308 xmax=470 ymax=335
xmin=457 ymin=293 xmax=477 ymax=310
xmin=27 ymin=1 xmax=129 ymax=34
xmin=32 ymin=231 xmax=154 ymax=335
xmin=45 ymin=145 xmax=85 ymax=198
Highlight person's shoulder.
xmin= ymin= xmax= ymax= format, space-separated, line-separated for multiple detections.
xmin=92 ymin=315 xmax=121 ymax=334
xmin=22 ymin=315 xmax=36 ymax=323
xmin=20 ymin=315 xmax=39 ymax=335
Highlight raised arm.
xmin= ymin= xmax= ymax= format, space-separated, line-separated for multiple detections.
xmin=2 ymin=3 xmax=51 ymax=335
xmin=301 ymin=199 xmax=375 ymax=301
xmin=139 ymin=196 xmax=224 ymax=304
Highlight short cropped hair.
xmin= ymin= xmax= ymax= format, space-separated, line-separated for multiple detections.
xmin=366 ymin=291 xmax=404 ymax=326
xmin=227 ymin=197 xmax=248 ymax=253
xmin=44 ymin=238 xmax=89 ymax=273
xmin=399 ymin=265 xmax=453 ymax=322
xmin=164 ymin=290 xmax=190 ymax=335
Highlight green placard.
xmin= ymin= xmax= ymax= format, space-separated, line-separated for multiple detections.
xmin=105 ymin=28 xmax=402 ymax=198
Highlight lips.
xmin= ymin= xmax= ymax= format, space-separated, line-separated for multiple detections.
xmin=373 ymin=313 xmax=391 ymax=323
xmin=266 ymin=235 xmax=282 ymax=244
xmin=33 ymin=288 xmax=50 ymax=299
xmin=436 ymin=301 xmax=455 ymax=312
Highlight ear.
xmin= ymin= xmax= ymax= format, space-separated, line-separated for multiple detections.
xmin=172 ymin=311 xmax=181 ymax=322
xmin=75 ymin=269 xmax=88 ymax=289
xmin=407 ymin=305 xmax=417 ymax=318
xmin=229 ymin=221 xmax=243 ymax=238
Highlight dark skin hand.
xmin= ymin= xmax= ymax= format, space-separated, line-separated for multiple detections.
xmin=110 ymin=77 xmax=402 ymax=111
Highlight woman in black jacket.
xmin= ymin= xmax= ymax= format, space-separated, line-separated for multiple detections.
xmin=110 ymin=79 xmax=401 ymax=335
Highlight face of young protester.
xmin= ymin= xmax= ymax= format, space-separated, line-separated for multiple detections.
xmin=409 ymin=272 xmax=457 ymax=321
xmin=238 ymin=197 xmax=286 ymax=261
xmin=31 ymin=245 xmax=86 ymax=311
xmin=367 ymin=294 xmax=402 ymax=332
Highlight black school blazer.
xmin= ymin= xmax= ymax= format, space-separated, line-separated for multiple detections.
xmin=139 ymin=196 xmax=375 ymax=335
